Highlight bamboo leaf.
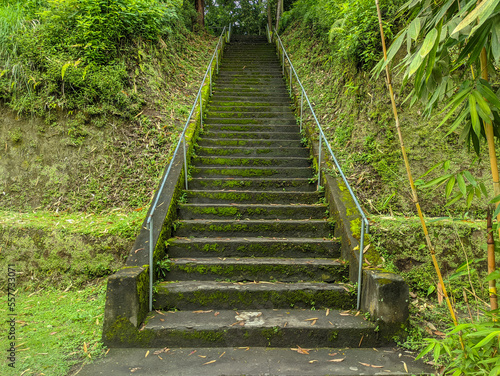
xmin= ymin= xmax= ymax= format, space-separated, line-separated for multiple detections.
xmin=472 ymin=330 xmax=500 ymax=348
xmin=488 ymin=193 xmax=500 ymax=203
xmin=466 ymin=189 xmax=474 ymax=207
xmin=445 ymin=108 xmax=469 ymax=136
xmin=492 ymin=16 xmax=500 ymax=64
xmin=61 ymin=62 xmax=72 ymax=80
xmin=408 ymin=17 xmax=421 ymax=41
xmin=472 ymin=90 xmax=492 ymax=117
xmin=469 ymin=94 xmax=481 ymax=136
xmin=477 ymin=80 xmax=500 ymax=110
xmin=446 ymin=193 xmax=463 ymax=207
xmin=408 ymin=52 xmax=424 ymax=77
xmin=419 ymin=28 xmax=438 ymax=59
xmin=480 ymin=182 xmax=488 ymax=196
xmin=451 ymin=0 xmax=499 ymax=35
xmin=493 ymin=202 xmax=500 ymax=217
xmin=457 ymin=173 xmax=467 ymax=196
xmin=420 ymin=174 xmax=452 ymax=189
xmin=485 ymin=270 xmax=500 ymax=281
xmin=415 ymin=341 xmax=435 ymax=360
xmin=463 ymin=170 xmax=477 ymax=186
xmin=445 ymin=176 xmax=455 ymax=197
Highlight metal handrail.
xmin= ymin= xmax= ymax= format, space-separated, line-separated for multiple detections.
xmin=273 ymin=30 xmax=369 ymax=311
xmin=146 ymin=26 xmax=231 ymax=311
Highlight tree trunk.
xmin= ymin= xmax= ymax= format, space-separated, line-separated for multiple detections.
xmin=195 ymin=0 xmax=204 ymax=27
xmin=275 ymin=0 xmax=283 ymax=31
xmin=267 ymin=0 xmax=273 ymax=32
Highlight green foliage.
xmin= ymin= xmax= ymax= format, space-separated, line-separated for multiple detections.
xmin=281 ymin=0 xmax=404 ymax=68
xmin=374 ymin=0 xmax=500 ymax=156
xmin=206 ymin=0 xmax=267 ymax=35
xmin=0 ymin=0 xmax=187 ymax=115
xmin=416 ymin=311 xmax=500 ymax=375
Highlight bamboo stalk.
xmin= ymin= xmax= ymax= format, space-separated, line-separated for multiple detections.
xmin=480 ymin=47 xmax=498 ymax=312
xmin=375 ymin=0 xmax=458 ymax=326
xmin=487 ymin=210 xmax=498 ymax=311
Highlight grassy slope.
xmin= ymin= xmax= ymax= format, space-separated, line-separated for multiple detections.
xmin=281 ymin=22 xmax=494 ymax=218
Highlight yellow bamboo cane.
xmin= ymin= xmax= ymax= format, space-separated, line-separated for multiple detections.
xmin=374 ymin=0 xmax=459 ymax=326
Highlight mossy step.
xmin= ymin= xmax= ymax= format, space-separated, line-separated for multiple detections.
xmin=166 ymin=257 xmax=347 ymax=283
xmin=207 ymin=105 xmax=292 ymax=112
xmin=142 ymin=308 xmax=382 ymax=348
xmin=203 ymin=124 xmax=299 ymax=132
xmin=214 ymin=87 xmax=287 ymax=94
xmin=184 ymin=190 xmax=321 ymax=204
xmin=188 ymin=178 xmax=316 ymax=192
xmin=192 ymin=156 xmax=310 ymax=168
xmin=154 ymin=282 xmax=353 ymax=310
xmin=206 ymin=112 xmax=295 ymax=120
xmin=201 ymin=131 xmax=300 ymax=139
xmin=204 ymin=118 xmax=297 ymax=125
xmin=196 ymin=146 xmax=309 ymax=158
xmin=166 ymin=237 xmax=341 ymax=258
xmin=208 ymin=101 xmax=280 ymax=107
xmin=173 ymin=219 xmax=332 ymax=238
xmin=178 ymin=203 xmax=327 ymax=220
xmin=196 ymin=138 xmax=303 ymax=148
xmin=210 ymin=95 xmax=291 ymax=103
xmin=190 ymin=166 xmax=314 ymax=179
xmin=218 ymin=70 xmax=283 ymax=77
xmin=215 ymin=78 xmax=285 ymax=85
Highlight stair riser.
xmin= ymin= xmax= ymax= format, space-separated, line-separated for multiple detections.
xmin=167 ymin=239 xmax=341 ymax=258
xmin=174 ymin=221 xmax=333 ymax=238
xmin=154 ymin=286 xmax=353 ymax=311
xmin=188 ymin=178 xmax=316 ymax=191
xmin=206 ymin=112 xmax=295 ymax=120
xmin=207 ymin=106 xmax=292 ymax=112
xmin=185 ymin=191 xmax=320 ymax=204
xmin=196 ymin=147 xmax=309 ymax=158
xmin=190 ymin=167 xmax=314 ymax=179
xmin=167 ymin=262 xmax=346 ymax=283
xmin=202 ymin=131 xmax=300 ymax=139
xmin=192 ymin=157 xmax=310 ymax=168
xmin=203 ymin=125 xmax=299 ymax=132
xmin=137 ymin=328 xmax=381 ymax=348
xmin=177 ymin=205 xmax=327 ymax=220
xmin=196 ymin=139 xmax=303 ymax=147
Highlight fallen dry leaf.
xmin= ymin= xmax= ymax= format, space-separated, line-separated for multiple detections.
xmin=158 ymin=355 xmax=163 ymax=360
xmin=291 ymin=345 xmax=311 ymax=355
xmin=359 ymin=335 xmax=364 ymax=347
xmin=329 ymin=321 xmax=333 ymax=326
xmin=328 ymin=353 xmax=337 ymax=356
xmin=83 ymin=342 xmax=88 ymax=354
xmin=145 ymin=350 xmax=149 ymax=358
xmin=153 ymin=348 xmax=169 ymax=355
xmin=309 ymin=360 xmax=318 ymax=363
xmin=198 ymin=355 xmax=207 ymax=358
xmin=188 ymin=350 xmax=196 ymax=356
xmin=311 ymin=320 xmax=317 ymax=326
xmin=305 ymin=318 xmax=319 ymax=321
xmin=360 ymin=362 xmax=371 ymax=367
xmin=204 ymin=360 xmax=216 ymax=365
xmin=219 ymin=351 xmax=225 ymax=358
xmin=193 ymin=310 xmax=213 ymax=313
xmin=130 ymin=367 xmax=141 ymax=373
xmin=339 ymin=311 xmax=350 ymax=316
xmin=326 ymin=309 xmax=330 ymax=316
xmin=402 ymin=361 xmax=408 ymax=372
xmin=328 ymin=358 xmax=345 ymax=362
xmin=214 ymin=312 xmax=220 ymax=316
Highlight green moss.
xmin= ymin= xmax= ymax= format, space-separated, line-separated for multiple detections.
xmin=103 ymin=316 xmax=155 ymax=346
xmin=328 ymin=331 xmax=339 ymax=342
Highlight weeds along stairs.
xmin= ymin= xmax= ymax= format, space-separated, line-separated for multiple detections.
xmin=142 ymin=35 xmax=384 ymax=348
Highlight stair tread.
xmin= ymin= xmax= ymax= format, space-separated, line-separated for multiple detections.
xmin=171 ymin=257 xmax=343 ymax=265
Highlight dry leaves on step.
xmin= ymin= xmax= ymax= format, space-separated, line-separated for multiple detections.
xmin=130 ymin=367 xmax=141 ymax=373
xmin=309 ymin=360 xmax=318 ymax=363
xmin=193 ymin=310 xmax=213 ymax=313
xmin=204 ymin=360 xmax=216 ymax=365
xmin=328 ymin=358 xmax=345 ymax=362
xmin=145 ymin=350 xmax=149 ymax=358
xmin=291 ymin=345 xmax=311 ymax=355
xmin=359 ymin=362 xmax=383 ymax=368
xmin=153 ymin=348 xmax=169 ymax=355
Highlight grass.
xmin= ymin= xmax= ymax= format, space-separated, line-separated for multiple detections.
xmin=0 ymin=283 xmax=108 ymax=375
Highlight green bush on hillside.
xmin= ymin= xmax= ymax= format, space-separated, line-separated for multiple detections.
xmin=0 ymin=0 xmax=188 ymax=115
xmin=281 ymin=0 xmax=403 ymax=68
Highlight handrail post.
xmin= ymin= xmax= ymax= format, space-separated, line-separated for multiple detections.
xmin=199 ymin=94 xmax=203 ymax=128
xmin=300 ymin=90 xmax=303 ymax=131
xmin=357 ymin=221 xmax=366 ymax=310
xmin=318 ymin=136 xmax=322 ymax=190
xmin=148 ymin=218 xmax=153 ymax=312
xmin=183 ymin=136 xmax=188 ymax=189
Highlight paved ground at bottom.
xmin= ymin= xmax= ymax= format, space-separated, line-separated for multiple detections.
xmin=72 ymin=347 xmax=435 ymax=376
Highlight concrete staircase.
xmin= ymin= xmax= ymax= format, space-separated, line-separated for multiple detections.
xmin=143 ymin=35 xmax=381 ymax=348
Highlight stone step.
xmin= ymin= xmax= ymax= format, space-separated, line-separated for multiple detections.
xmin=187 ymin=178 xmax=316 ymax=191
xmin=196 ymin=138 xmax=303 ymax=148
xmin=166 ymin=257 xmax=347 ymax=282
xmin=142 ymin=308 xmax=382 ymax=348
xmin=166 ymin=237 xmax=341 ymax=258
xmin=155 ymin=281 xmax=353 ymax=310
xmin=196 ymin=146 xmax=309 ymax=158
xmin=184 ymin=190 xmax=321 ymax=204
xmin=204 ymin=118 xmax=297 ymax=126
xmin=200 ymin=131 xmax=300 ymax=139
xmin=177 ymin=203 xmax=327 ymax=220
xmin=215 ymin=78 xmax=285 ymax=85
xmin=208 ymin=104 xmax=292 ymax=112
xmin=206 ymin=111 xmax=295 ymax=120
xmin=192 ymin=156 xmax=310 ymax=168
xmin=208 ymin=100 xmax=286 ymax=107
xmin=203 ymin=124 xmax=299 ymax=133
xmin=210 ymin=95 xmax=291 ymax=103
xmin=190 ymin=166 xmax=314 ymax=179
xmin=218 ymin=70 xmax=283 ymax=76
xmin=214 ymin=86 xmax=288 ymax=94
xmin=173 ymin=219 xmax=332 ymax=238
